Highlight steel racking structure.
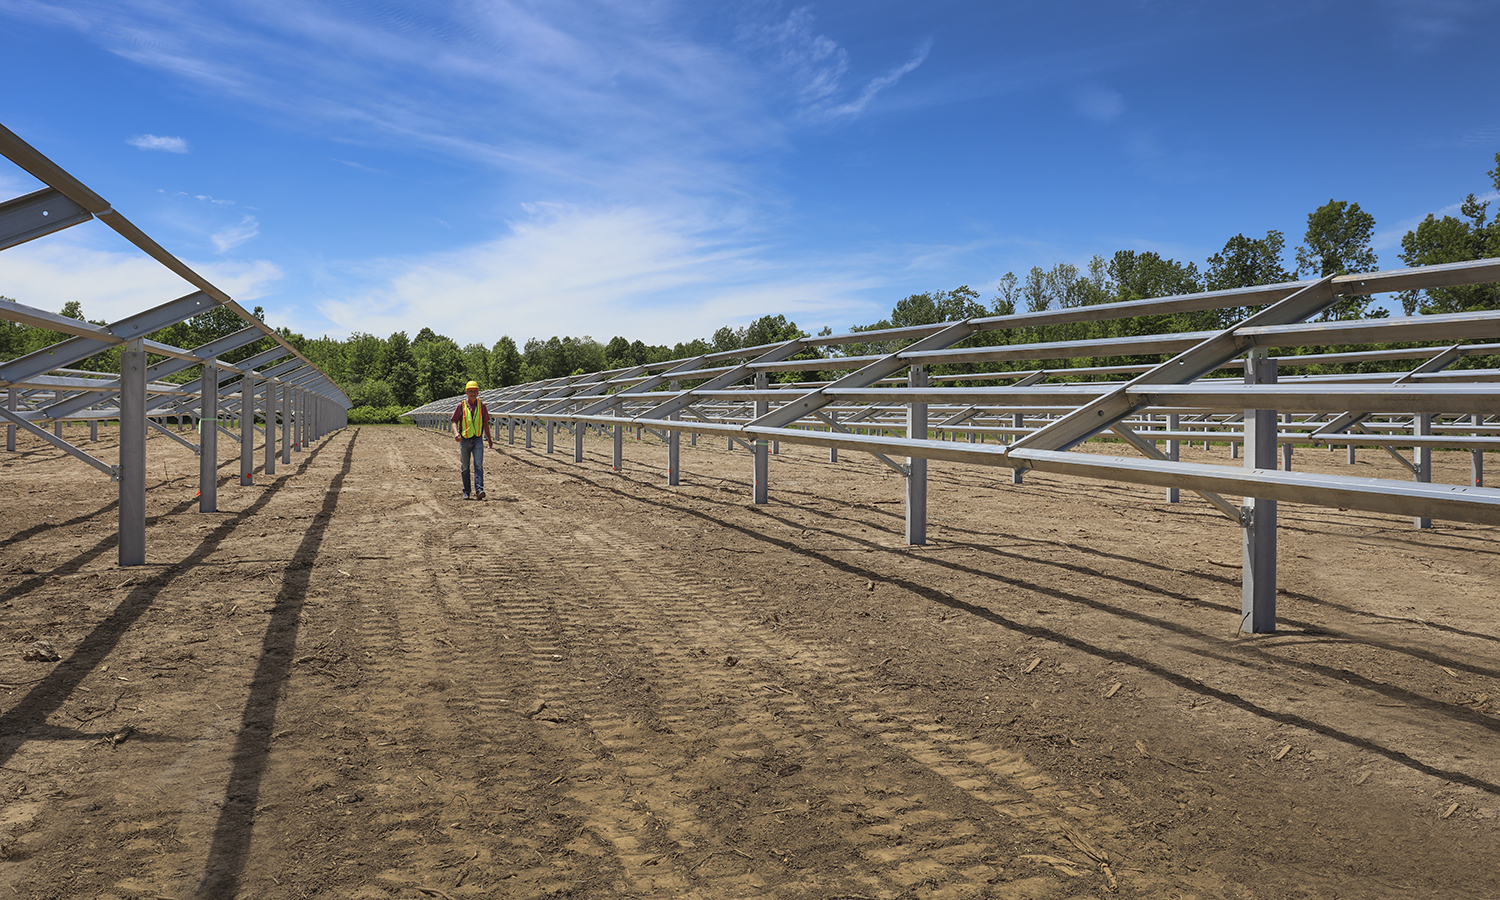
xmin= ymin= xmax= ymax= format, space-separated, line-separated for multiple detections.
xmin=1 ymin=123 xmax=349 ymax=566
xmin=409 ymin=260 xmax=1500 ymax=633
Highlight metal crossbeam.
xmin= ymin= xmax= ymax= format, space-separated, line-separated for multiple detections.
xmin=0 ymin=187 xmax=93 ymax=251
xmin=1007 ymin=277 xmax=1338 ymax=462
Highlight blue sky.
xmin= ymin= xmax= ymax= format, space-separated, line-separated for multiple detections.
xmin=1 ymin=0 xmax=1497 ymax=348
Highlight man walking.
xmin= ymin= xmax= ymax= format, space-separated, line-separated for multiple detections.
xmin=450 ymin=380 xmax=495 ymax=500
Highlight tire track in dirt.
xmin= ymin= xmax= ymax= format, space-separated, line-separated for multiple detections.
xmin=286 ymin=520 xmax=599 ymax=897
xmin=503 ymin=518 xmax=1137 ymax=898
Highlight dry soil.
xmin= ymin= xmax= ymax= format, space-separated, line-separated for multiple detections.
xmin=2 ymin=421 xmax=1499 ymax=899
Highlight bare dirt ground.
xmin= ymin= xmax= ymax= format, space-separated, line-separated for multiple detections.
xmin=2 ymin=420 xmax=1499 ymax=900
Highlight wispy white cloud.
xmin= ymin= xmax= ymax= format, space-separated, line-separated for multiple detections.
xmin=746 ymin=6 xmax=849 ymax=105
xmin=211 ymin=215 xmax=260 ymax=253
xmin=159 ymin=189 xmax=236 ymax=206
xmin=4 ymin=0 xmax=781 ymax=203
xmin=820 ymin=38 xmax=932 ymax=121
xmin=310 ymin=201 xmax=884 ymax=344
xmin=1378 ymin=0 xmax=1490 ymax=52
xmin=330 ymin=158 xmax=392 ymax=177
xmin=1373 ymin=190 xmax=1500 ymax=252
xmin=127 ymin=133 xmax=189 ymax=153
xmin=1075 ymin=86 xmax=1125 ymax=124
xmin=0 ymin=227 xmax=282 ymax=321
xmin=741 ymin=6 xmax=931 ymax=122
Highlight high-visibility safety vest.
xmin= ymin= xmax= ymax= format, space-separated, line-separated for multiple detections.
xmin=461 ymin=400 xmax=485 ymax=438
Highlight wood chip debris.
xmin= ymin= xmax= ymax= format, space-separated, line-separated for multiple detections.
xmin=1135 ymin=740 xmax=1206 ymax=774
xmin=1018 ymin=853 xmax=1090 ymax=878
xmin=1273 ymin=744 xmax=1292 ymax=761
xmin=1104 ymin=682 xmax=1122 ymax=699
xmin=1023 ymin=658 xmax=1041 ymax=674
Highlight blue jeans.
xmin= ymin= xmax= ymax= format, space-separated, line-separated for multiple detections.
xmin=459 ymin=436 xmax=485 ymax=495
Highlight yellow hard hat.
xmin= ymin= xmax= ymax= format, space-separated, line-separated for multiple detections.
xmin=466 ymin=381 xmax=479 ymax=391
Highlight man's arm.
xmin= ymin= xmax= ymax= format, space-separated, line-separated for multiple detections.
xmin=451 ymin=405 xmax=462 ymax=441
xmin=483 ymin=403 xmax=495 ymax=445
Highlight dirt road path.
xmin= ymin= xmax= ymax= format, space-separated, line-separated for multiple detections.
xmin=3 ymin=424 xmax=1499 ymax=898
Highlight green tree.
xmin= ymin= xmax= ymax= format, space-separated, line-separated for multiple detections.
xmin=710 ymin=326 xmax=743 ymax=354
xmin=1295 ymin=199 xmax=1378 ymax=320
xmin=891 ymin=293 xmax=940 ymax=328
xmin=1203 ymin=230 xmax=1292 ymax=327
xmin=1022 ymin=267 xmax=1049 ymax=313
xmin=743 ymin=314 xmax=804 ymax=349
xmin=349 ymin=379 xmax=396 ymax=408
xmin=489 ymin=336 xmax=521 ymax=386
xmin=1398 ymin=153 xmax=1500 ymax=315
xmin=389 ymin=360 xmax=418 ymax=407
xmin=344 ymin=332 xmax=386 ymax=383
xmin=672 ymin=337 xmax=712 ymax=360
xmin=1108 ymin=250 xmax=1201 ymax=302
xmin=413 ymin=337 xmax=466 ymax=404
xmin=0 ymin=296 xmax=26 ymax=360
xmin=604 ymin=335 xmax=634 ymax=369
xmin=992 ymin=273 xmax=1019 ymax=316
xmin=1081 ymin=255 xmax=1114 ymax=305
xmin=462 ymin=342 xmax=490 ymax=386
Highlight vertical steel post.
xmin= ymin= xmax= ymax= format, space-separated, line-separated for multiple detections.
xmin=199 ymin=361 xmax=219 ymax=513
xmin=118 ymin=340 xmax=147 ymax=566
xmin=828 ymin=411 xmax=838 ymax=463
xmin=668 ymin=381 xmax=680 ymax=486
xmin=5 ymin=388 xmax=13 ymax=452
xmin=1011 ymin=412 xmax=1024 ymax=484
xmin=1414 ymin=413 xmax=1432 ymax=529
xmin=525 ymin=417 xmax=533 ymax=448
xmin=1473 ymin=416 xmax=1485 ymax=486
xmin=239 ymin=373 xmax=255 ymax=485
xmin=290 ymin=388 xmax=301 ymax=451
xmin=508 ymin=416 xmax=516 ymax=444
xmin=281 ymin=383 xmax=291 ymax=465
xmin=264 ymin=380 xmax=277 ymax=476
xmin=546 ymin=420 xmax=555 ymax=454
xmin=753 ymin=372 xmax=769 ymax=504
xmin=612 ymin=413 xmax=624 ymax=471
xmin=906 ymin=365 xmax=928 ymax=545
xmin=90 ymin=419 xmax=98 ymax=441
xmin=1241 ymin=349 xmax=1277 ymax=634
xmin=1166 ymin=412 xmax=1180 ymax=503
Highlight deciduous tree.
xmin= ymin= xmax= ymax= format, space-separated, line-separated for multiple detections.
xmin=1295 ymin=200 xmax=1378 ymax=320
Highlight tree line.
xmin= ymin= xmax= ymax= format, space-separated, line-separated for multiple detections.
xmin=3 ymin=154 xmax=1497 ymax=418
